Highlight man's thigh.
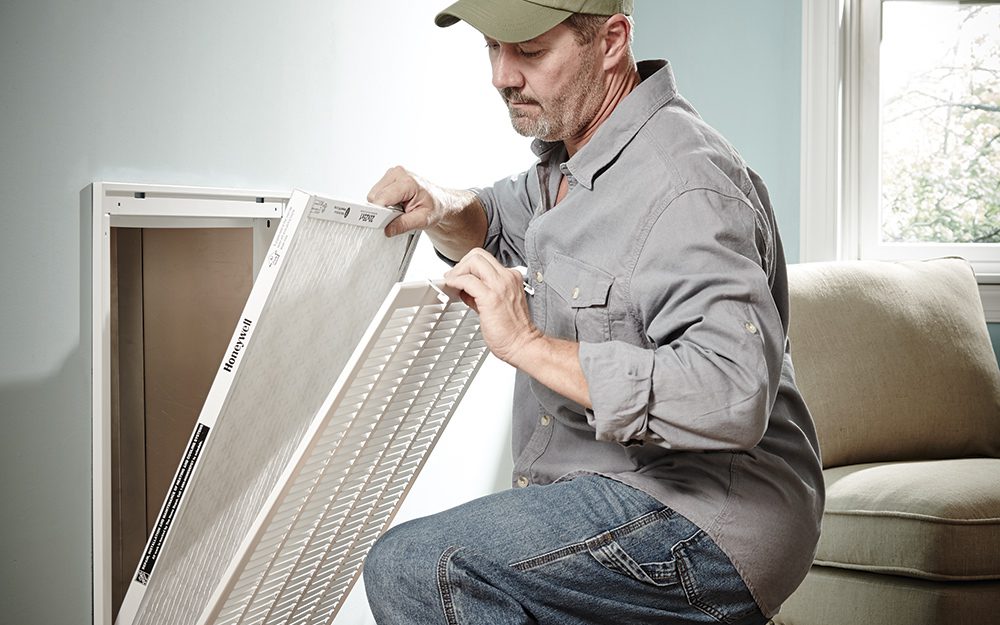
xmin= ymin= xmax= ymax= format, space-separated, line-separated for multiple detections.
xmin=364 ymin=474 xmax=765 ymax=625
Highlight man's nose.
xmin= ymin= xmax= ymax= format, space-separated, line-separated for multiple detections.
xmin=491 ymin=47 xmax=524 ymax=91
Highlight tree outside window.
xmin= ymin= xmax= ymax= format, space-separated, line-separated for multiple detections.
xmin=880 ymin=2 xmax=1000 ymax=244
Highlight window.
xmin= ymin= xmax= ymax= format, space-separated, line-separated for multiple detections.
xmin=880 ymin=2 xmax=1000 ymax=246
xmin=801 ymin=0 xmax=1000 ymax=317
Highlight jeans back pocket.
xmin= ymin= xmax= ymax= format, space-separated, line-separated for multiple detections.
xmin=587 ymin=536 xmax=679 ymax=587
xmin=673 ymin=531 xmax=764 ymax=624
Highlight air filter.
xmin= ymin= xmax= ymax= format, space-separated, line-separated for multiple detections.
xmin=116 ymin=189 xmax=423 ymax=625
xmin=202 ymin=281 xmax=487 ymax=625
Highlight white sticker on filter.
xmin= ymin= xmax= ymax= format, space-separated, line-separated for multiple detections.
xmin=307 ymin=195 xmax=403 ymax=229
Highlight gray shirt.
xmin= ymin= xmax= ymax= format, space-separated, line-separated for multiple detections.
xmin=473 ymin=60 xmax=824 ymax=617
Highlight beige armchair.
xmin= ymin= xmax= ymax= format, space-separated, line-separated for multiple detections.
xmin=773 ymin=258 xmax=1000 ymax=625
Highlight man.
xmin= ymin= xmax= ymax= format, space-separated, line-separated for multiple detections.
xmin=363 ymin=1 xmax=824 ymax=623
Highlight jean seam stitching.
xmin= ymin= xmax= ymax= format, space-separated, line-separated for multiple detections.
xmin=510 ymin=507 xmax=674 ymax=572
xmin=437 ymin=546 xmax=462 ymax=625
xmin=511 ymin=541 xmax=588 ymax=571
xmin=680 ymin=525 xmax=761 ymax=622
xmin=676 ymin=536 xmax=732 ymax=624
xmin=608 ymin=507 xmax=675 ymax=541
xmin=602 ymin=542 xmax=656 ymax=584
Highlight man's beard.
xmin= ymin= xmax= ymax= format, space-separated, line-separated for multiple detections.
xmin=501 ymin=89 xmax=554 ymax=139
xmin=498 ymin=55 xmax=604 ymax=142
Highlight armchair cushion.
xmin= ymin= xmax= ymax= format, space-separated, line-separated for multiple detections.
xmin=787 ymin=258 xmax=1000 ymax=468
xmin=777 ymin=566 xmax=1000 ymax=625
xmin=817 ymin=458 xmax=1000 ymax=580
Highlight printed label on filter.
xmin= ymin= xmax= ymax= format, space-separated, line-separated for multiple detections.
xmin=136 ymin=424 xmax=211 ymax=584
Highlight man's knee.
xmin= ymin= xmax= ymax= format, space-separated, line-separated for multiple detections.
xmin=364 ymin=523 xmax=411 ymax=591
xmin=364 ymin=518 xmax=446 ymax=607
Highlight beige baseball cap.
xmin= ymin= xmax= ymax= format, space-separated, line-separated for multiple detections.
xmin=435 ymin=0 xmax=633 ymax=43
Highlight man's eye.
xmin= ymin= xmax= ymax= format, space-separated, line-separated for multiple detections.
xmin=519 ymin=49 xmax=544 ymax=58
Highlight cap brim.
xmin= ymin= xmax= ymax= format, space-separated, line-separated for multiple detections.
xmin=435 ymin=0 xmax=572 ymax=43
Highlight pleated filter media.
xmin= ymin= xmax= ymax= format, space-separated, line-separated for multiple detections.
xmin=115 ymin=190 xmax=488 ymax=625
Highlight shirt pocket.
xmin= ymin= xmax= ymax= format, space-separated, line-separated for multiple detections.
xmin=544 ymin=252 xmax=614 ymax=343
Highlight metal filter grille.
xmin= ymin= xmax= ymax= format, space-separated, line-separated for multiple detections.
xmin=202 ymin=282 xmax=487 ymax=625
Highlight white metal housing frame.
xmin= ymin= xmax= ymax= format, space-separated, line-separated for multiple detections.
xmin=91 ymin=182 xmax=288 ymax=625
xmin=799 ymin=0 xmax=1000 ymax=319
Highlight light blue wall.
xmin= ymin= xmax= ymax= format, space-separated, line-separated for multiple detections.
xmin=633 ymin=0 xmax=803 ymax=263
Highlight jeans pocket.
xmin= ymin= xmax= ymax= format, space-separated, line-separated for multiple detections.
xmin=586 ymin=537 xmax=679 ymax=587
xmin=672 ymin=531 xmax=764 ymax=624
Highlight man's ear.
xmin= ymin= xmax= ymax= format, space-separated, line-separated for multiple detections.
xmin=601 ymin=14 xmax=632 ymax=69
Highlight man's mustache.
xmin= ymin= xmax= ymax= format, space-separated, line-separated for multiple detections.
xmin=500 ymin=88 xmax=539 ymax=106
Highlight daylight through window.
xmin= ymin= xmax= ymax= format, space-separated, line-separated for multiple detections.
xmin=880 ymin=1 xmax=1000 ymax=244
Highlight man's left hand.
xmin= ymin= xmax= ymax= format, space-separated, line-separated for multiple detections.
xmin=444 ymin=248 xmax=541 ymax=366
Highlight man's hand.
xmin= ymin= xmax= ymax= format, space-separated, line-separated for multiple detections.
xmin=444 ymin=248 xmax=542 ymax=366
xmin=367 ymin=166 xmax=488 ymax=260
xmin=367 ymin=166 xmax=451 ymax=237
xmin=446 ymin=248 xmax=593 ymax=407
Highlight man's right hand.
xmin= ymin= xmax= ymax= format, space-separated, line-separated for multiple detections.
xmin=367 ymin=166 xmax=488 ymax=261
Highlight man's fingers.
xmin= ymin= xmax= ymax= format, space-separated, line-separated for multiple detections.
xmin=366 ymin=167 xmax=398 ymax=204
xmin=445 ymin=272 xmax=490 ymax=305
xmin=384 ymin=209 xmax=429 ymax=237
xmin=446 ymin=251 xmax=535 ymax=365
xmin=458 ymin=290 xmax=478 ymax=313
xmin=369 ymin=166 xmax=431 ymax=211
xmin=448 ymin=248 xmax=506 ymax=285
xmin=367 ymin=166 xmax=410 ymax=201
xmin=505 ymin=267 xmax=527 ymax=291
xmin=369 ymin=176 xmax=416 ymax=210
xmin=370 ymin=168 xmax=448 ymax=239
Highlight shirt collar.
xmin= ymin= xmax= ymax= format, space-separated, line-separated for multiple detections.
xmin=529 ymin=60 xmax=677 ymax=190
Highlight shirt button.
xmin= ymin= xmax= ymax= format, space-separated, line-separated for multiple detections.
xmin=540 ymin=414 xmax=551 ymax=426
xmin=516 ymin=475 xmax=530 ymax=488
xmin=744 ymin=321 xmax=758 ymax=334
xmin=535 ymin=271 xmax=544 ymax=284
xmin=571 ymin=287 xmax=580 ymax=300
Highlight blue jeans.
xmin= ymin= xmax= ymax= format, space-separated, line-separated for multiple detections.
xmin=363 ymin=474 xmax=767 ymax=625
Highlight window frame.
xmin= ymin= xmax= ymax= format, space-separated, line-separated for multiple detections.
xmin=801 ymin=0 xmax=1000 ymax=319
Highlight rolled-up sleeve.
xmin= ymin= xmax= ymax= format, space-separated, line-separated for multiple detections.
xmin=579 ymin=189 xmax=784 ymax=451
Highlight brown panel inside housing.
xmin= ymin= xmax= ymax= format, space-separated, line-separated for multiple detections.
xmin=110 ymin=227 xmax=253 ymax=619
